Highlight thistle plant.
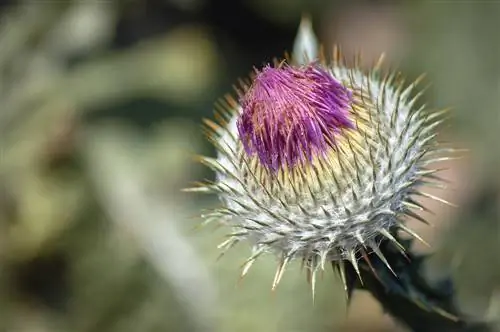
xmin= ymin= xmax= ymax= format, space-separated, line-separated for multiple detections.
xmin=187 ymin=17 xmax=490 ymax=331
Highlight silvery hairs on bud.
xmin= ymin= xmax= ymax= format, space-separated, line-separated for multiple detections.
xmin=186 ymin=16 xmax=459 ymax=300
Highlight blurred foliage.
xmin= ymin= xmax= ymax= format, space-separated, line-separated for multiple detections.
xmin=0 ymin=1 xmax=498 ymax=332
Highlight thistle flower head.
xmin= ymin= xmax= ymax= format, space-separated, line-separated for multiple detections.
xmin=187 ymin=18 xmax=456 ymax=295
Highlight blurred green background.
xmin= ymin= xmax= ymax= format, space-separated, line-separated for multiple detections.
xmin=0 ymin=1 xmax=499 ymax=331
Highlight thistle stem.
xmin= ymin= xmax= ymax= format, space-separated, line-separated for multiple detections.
xmin=344 ymin=238 xmax=492 ymax=332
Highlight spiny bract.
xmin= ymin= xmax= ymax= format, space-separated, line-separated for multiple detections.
xmin=186 ymin=17 xmax=458 ymax=296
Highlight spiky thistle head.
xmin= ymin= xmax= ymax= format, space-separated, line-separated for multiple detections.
xmin=187 ymin=17 xmax=457 ymax=296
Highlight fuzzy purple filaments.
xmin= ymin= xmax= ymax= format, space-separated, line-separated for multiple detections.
xmin=237 ymin=64 xmax=354 ymax=172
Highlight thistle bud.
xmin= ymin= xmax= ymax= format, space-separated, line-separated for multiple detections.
xmin=187 ymin=18 xmax=456 ymax=296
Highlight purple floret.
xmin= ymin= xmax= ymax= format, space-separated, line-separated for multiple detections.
xmin=237 ymin=63 xmax=353 ymax=172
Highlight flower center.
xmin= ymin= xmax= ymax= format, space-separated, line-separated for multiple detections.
xmin=237 ymin=64 xmax=354 ymax=172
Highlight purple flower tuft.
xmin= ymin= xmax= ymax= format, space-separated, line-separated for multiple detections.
xmin=237 ymin=63 xmax=354 ymax=172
